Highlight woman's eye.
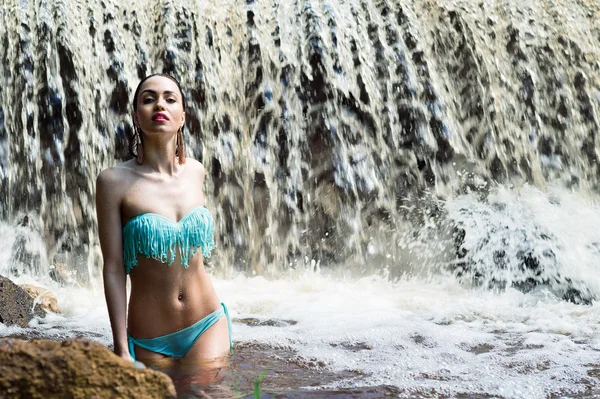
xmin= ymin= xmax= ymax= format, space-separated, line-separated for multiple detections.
xmin=143 ymin=97 xmax=154 ymax=104
xmin=166 ymin=98 xmax=176 ymax=103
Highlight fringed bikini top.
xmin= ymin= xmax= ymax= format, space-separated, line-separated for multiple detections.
xmin=122 ymin=206 xmax=215 ymax=274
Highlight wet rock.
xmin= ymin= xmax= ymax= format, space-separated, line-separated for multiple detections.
xmin=18 ymin=284 xmax=59 ymax=313
xmin=236 ymin=317 xmax=297 ymax=327
xmin=0 ymin=275 xmax=45 ymax=327
xmin=330 ymin=341 xmax=373 ymax=352
xmin=451 ymin=226 xmax=596 ymax=305
xmin=0 ymin=338 xmax=176 ymax=399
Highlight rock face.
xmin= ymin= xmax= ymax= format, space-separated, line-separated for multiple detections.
xmin=0 ymin=275 xmax=46 ymax=327
xmin=0 ymin=338 xmax=176 ymax=399
xmin=19 ymin=284 xmax=60 ymax=313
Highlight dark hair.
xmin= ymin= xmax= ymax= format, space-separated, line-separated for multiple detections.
xmin=129 ymin=73 xmax=186 ymax=159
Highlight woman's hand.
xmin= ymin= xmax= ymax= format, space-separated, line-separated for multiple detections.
xmin=116 ymin=351 xmax=132 ymax=361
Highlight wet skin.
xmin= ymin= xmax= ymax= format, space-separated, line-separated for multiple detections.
xmin=96 ymin=76 xmax=230 ymax=361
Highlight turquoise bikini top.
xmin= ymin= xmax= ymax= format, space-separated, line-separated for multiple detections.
xmin=122 ymin=206 xmax=215 ymax=274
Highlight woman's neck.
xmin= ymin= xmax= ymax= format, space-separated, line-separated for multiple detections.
xmin=141 ymin=137 xmax=179 ymax=176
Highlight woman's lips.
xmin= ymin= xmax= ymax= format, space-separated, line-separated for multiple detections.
xmin=152 ymin=112 xmax=169 ymax=122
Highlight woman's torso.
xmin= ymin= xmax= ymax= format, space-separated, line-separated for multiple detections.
xmin=116 ymin=159 xmax=221 ymax=339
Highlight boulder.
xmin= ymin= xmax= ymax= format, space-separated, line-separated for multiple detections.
xmin=19 ymin=284 xmax=60 ymax=313
xmin=0 ymin=275 xmax=46 ymax=327
xmin=0 ymin=338 xmax=176 ymax=399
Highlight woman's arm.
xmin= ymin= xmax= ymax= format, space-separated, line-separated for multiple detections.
xmin=96 ymin=169 xmax=130 ymax=359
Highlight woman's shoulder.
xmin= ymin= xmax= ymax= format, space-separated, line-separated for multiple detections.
xmin=96 ymin=159 xmax=138 ymax=187
xmin=184 ymin=158 xmax=207 ymax=176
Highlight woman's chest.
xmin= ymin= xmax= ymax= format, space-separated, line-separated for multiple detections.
xmin=120 ymin=178 xmax=205 ymax=224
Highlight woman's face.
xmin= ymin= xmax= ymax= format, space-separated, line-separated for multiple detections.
xmin=134 ymin=76 xmax=185 ymax=136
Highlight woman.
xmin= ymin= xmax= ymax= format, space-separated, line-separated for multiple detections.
xmin=96 ymin=73 xmax=231 ymax=362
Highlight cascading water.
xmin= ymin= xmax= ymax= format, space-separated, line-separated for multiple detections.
xmin=1 ymin=0 xmax=599 ymax=397
xmin=1 ymin=0 xmax=598 ymax=276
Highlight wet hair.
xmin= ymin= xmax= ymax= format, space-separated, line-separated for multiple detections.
xmin=129 ymin=73 xmax=186 ymax=159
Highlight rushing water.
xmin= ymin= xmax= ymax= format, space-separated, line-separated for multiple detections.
xmin=1 ymin=0 xmax=600 ymax=398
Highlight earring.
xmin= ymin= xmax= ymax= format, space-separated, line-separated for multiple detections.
xmin=136 ymin=128 xmax=144 ymax=165
xmin=177 ymin=126 xmax=186 ymax=165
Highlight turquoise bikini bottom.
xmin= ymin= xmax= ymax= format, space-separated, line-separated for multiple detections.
xmin=128 ymin=303 xmax=232 ymax=361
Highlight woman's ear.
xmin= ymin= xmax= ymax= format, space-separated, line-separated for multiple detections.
xmin=180 ymin=111 xmax=186 ymax=128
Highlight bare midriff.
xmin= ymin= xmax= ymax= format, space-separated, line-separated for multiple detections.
xmin=127 ymin=253 xmax=222 ymax=340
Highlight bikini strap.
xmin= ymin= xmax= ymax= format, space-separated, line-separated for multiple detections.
xmin=127 ymin=334 xmax=136 ymax=361
xmin=221 ymin=302 xmax=233 ymax=350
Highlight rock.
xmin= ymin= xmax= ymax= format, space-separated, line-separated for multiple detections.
xmin=450 ymin=225 xmax=596 ymax=305
xmin=237 ymin=317 xmax=298 ymax=327
xmin=18 ymin=284 xmax=60 ymax=313
xmin=0 ymin=338 xmax=176 ymax=399
xmin=0 ymin=275 xmax=46 ymax=327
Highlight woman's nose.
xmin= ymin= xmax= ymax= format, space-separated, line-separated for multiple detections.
xmin=154 ymin=99 xmax=166 ymax=110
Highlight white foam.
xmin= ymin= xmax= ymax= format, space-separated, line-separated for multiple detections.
xmin=1 ymin=271 xmax=597 ymax=399
xmin=218 ymin=272 xmax=599 ymax=399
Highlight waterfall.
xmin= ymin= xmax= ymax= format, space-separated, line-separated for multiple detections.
xmin=0 ymin=0 xmax=599 ymax=289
